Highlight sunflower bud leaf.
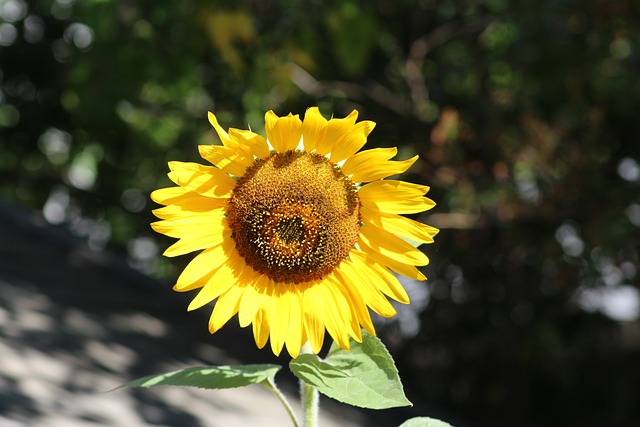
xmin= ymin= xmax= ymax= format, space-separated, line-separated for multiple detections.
xmin=290 ymin=331 xmax=411 ymax=409
xmin=119 ymin=364 xmax=282 ymax=390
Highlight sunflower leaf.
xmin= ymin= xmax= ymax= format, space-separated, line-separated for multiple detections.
xmin=289 ymin=332 xmax=411 ymax=409
xmin=399 ymin=417 xmax=455 ymax=427
xmin=120 ymin=364 xmax=281 ymax=390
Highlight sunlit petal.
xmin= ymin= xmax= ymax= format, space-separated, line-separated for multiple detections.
xmin=315 ymin=110 xmax=358 ymax=156
xmin=329 ymin=120 xmax=375 ymax=163
xmin=265 ymin=110 xmax=302 ymax=153
xmin=208 ymin=111 xmax=231 ymax=146
xmin=301 ymin=106 xmax=328 ymax=152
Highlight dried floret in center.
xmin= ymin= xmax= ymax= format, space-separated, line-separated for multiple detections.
xmin=275 ymin=216 xmax=305 ymax=245
xmin=226 ymin=150 xmax=361 ymax=284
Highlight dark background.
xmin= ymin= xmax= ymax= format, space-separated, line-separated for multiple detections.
xmin=1 ymin=1 xmax=639 ymax=426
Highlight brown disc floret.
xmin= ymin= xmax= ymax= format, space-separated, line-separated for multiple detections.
xmin=226 ymin=150 xmax=361 ymax=284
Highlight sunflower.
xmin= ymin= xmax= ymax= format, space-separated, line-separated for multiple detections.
xmin=151 ymin=107 xmax=438 ymax=358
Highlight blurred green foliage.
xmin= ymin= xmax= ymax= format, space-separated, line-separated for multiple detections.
xmin=1 ymin=0 xmax=640 ymax=425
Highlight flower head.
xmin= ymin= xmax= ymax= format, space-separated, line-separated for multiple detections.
xmin=151 ymin=107 xmax=438 ymax=358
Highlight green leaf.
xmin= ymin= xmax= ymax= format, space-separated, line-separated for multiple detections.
xmin=120 ymin=364 xmax=281 ymax=390
xmin=399 ymin=417 xmax=454 ymax=427
xmin=289 ymin=332 xmax=411 ymax=409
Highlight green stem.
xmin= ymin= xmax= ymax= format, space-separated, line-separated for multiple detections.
xmin=299 ymin=342 xmax=319 ymax=427
xmin=263 ymin=379 xmax=300 ymax=427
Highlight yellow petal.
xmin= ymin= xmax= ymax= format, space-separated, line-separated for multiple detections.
xmin=252 ymin=307 xmax=270 ymax=349
xmin=265 ymin=111 xmax=302 ymax=153
xmin=284 ymin=289 xmax=304 ymax=358
xmin=253 ymin=279 xmax=277 ymax=349
xmin=150 ymin=212 xmax=225 ymax=239
xmin=162 ymin=232 xmax=225 ymax=257
xmin=187 ymin=250 xmax=245 ymax=311
xmin=360 ymin=179 xmax=430 ymax=198
xmin=362 ymin=198 xmax=435 ymax=215
xmin=152 ymin=197 xmax=227 ymax=220
xmin=208 ymin=284 xmax=244 ymax=333
xmin=350 ymin=250 xmax=410 ymax=304
xmin=238 ymin=274 xmax=268 ymax=327
xmin=167 ymin=161 xmax=236 ymax=197
xmin=349 ymin=154 xmax=419 ymax=183
xmin=361 ymin=204 xmax=438 ymax=244
xmin=359 ymin=223 xmax=429 ymax=266
xmin=229 ymin=128 xmax=269 ymax=160
xmin=359 ymin=181 xmax=435 ymax=215
xmin=208 ymin=111 xmax=231 ymax=146
xmin=174 ymin=237 xmax=234 ymax=290
xmin=332 ymin=266 xmax=375 ymax=335
xmin=198 ymin=145 xmax=250 ymax=177
xmin=326 ymin=274 xmax=363 ymax=342
xmin=357 ymin=238 xmax=427 ymax=281
xmin=315 ymin=110 xmax=358 ymax=156
xmin=329 ymin=120 xmax=375 ymax=163
xmin=303 ymin=283 xmax=326 ymax=353
xmin=150 ymin=186 xmax=193 ymax=205
xmin=319 ymin=282 xmax=352 ymax=351
xmin=339 ymin=254 xmax=397 ymax=317
xmin=301 ymin=107 xmax=328 ymax=152
xmin=269 ymin=287 xmax=291 ymax=356
xmin=341 ymin=147 xmax=397 ymax=178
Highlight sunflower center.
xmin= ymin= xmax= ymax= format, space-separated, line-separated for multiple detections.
xmin=275 ymin=217 xmax=305 ymax=244
xmin=226 ymin=150 xmax=361 ymax=284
